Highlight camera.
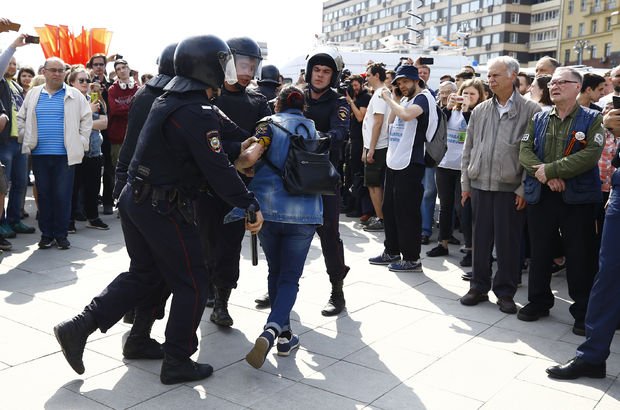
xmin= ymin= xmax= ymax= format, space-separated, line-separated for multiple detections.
xmin=338 ymin=79 xmax=355 ymax=97
xmin=24 ymin=34 xmax=39 ymax=44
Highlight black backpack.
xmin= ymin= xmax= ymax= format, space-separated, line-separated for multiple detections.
xmin=263 ymin=119 xmax=341 ymax=196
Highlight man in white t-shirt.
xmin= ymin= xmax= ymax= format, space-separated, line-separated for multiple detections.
xmin=361 ymin=63 xmax=391 ymax=232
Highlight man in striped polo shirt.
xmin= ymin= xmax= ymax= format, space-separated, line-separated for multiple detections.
xmin=18 ymin=57 xmax=91 ymax=249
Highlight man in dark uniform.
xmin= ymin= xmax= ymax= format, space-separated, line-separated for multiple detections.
xmin=52 ymin=35 xmax=264 ymax=385
xmin=303 ymin=46 xmax=351 ymax=316
xmin=256 ymin=64 xmax=281 ymax=111
xmin=196 ymin=37 xmax=271 ymax=327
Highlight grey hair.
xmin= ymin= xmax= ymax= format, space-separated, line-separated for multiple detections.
xmin=488 ymin=56 xmax=520 ymax=77
xmin=439 ymin=81 xmax=457 ymax=92
xmin=554 ymin=67 xmax=583 ymax=84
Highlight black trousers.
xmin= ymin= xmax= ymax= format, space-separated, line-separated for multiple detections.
xmin=317 ymin=190 xmax=349 ymax=283
xmin=435 ymin=167 xmax=461 ymax=242
xmin=526 ymin=188 xmax=599 ymax=321
xmin=86 ymin=187 xmax=209 ymax=360
xmin=72 ymin=156 xmax=103 ymax=221
xmin=383 ymin=162 xmax=425 ymax=261
xmin=101 ymin=136 xmax=114 ymax=208
xmin=195 ymin=192 xmax=245 ymax=290
xmin=471 ymin=189 xmax=524 ymax=298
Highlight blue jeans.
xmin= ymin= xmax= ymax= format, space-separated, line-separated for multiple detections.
xmin=421 ymin=166 xmax=437 ymax=237
xmin=258 ymin=221 xmax=316 ymax=334
xmin=32 ymin=155 xmax=74 ymax=239
xmin=0 ymin=139 xmax=28 ymax=224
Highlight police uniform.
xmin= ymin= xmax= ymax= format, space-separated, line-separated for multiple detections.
xmin=196 ymin=86 xmax=270 ymax=300
xmin=304 ymin=88 xmax=351 ymax=284
xmin=85 ymin=90 xmax=259 ymax=361
xmin=519 ymin=104 xmax=604 ymax=326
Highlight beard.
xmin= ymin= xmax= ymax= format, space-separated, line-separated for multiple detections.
xmin=614 ymin=85 xmax=620 ymax=93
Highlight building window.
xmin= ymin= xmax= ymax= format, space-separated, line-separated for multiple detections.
xmin=511 ymin=13 xmax=520 ymax=24
xmin=591 ymin=45 xmax=597 ymax=59
xmin=592 ymin=19 xmax=598 ymax=33
xmin=493 ymin=14 xmax=502 ymax=25
xmin=469 ymin=36 xmax=478 ymax=47
xmin=566 ymin=25 xmax=572 ymax=38
xmin=605 ymin=43 xmax=612 ymax=57
xmin=578 ymin=22 xmax=585 ymax=36
xmin=510 ymin=32 xmax=518 ymax=43
xmin=564 ymin=49 xmax=571 ymax=64
xmin=568 ymin=0 xmax=574 ymax=13
xmin=580 ymin=0 xmax=587 ymax=10
xmin=606 ymin=17 xmax=612 ymax=31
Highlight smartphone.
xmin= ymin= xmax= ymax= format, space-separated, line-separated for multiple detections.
xmin=90 ymin=92 xmax=99 ymax=103
xmin=300 ymin=69 xmax=305 ymax=75
xmin=24 ymin=35 xmax=39 ymax=44
xmin=613 ymin=95 xmax=620 ymax=110
xmin=419 ymin=57 xmax=434 ymax=65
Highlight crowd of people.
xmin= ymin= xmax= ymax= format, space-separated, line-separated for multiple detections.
xmin=2 ymin=16 xmax=620 ymax=386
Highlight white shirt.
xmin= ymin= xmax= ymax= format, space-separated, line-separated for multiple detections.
xmin=495 ymin=93 xmax=515 ymax=117
xmin=362 ymin=86 xmax=390 ymax=150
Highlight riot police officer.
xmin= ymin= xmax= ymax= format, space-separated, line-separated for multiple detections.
xmin=53 ymin=34 xmax=264 ymax=385
xmin=303 ymin=46 xmax=351 ymax=316
xmin=196 ymin=36 xmax=271 ymax=327
xmin=256 ymin=64 xmax=281 ymax=110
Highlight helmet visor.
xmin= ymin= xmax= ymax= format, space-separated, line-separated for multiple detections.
xmin=234 ymin=55 xmax=262 ymax=81
xmin=220 ymin=51 xmax=238 ymax=86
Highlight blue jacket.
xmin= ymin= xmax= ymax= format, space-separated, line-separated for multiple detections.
xmin=228 ymin=109 xmax=323 ymax=225
xmin=524 ymin=107 xmax=602 ymax=204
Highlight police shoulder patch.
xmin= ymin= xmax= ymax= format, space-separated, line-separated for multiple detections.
xmin=594 ymin=133 xmax=604 ymax=146
xmin=521 ymin=134 xmax=530 ymax=142
xmin=206 ymin=130 xmax=222 ymax=153
xmin=255 ymin=121 xmax=269 ymax=136
xmin=338 ymin=106 xmax=349 ymax=121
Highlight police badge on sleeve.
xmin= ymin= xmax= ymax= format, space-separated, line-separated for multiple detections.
xmin=206 ymin=130 xmax=222 ymax=153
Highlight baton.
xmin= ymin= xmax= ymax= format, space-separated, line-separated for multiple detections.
xmin=247 ymin=205 xmax=258 ymax=266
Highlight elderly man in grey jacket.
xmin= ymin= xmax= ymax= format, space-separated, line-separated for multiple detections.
xmin=459 ymin=56 xmax=541 ymax=314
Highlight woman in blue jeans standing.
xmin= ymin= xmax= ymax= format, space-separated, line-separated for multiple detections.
xmin=228 ymin=85 xmax=323 ymax=369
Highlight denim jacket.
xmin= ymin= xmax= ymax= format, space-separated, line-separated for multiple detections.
xmin=87 ymin=111 xmax=104 ymax=158
xmin=227 ymin=109 xmax=323 ymax=225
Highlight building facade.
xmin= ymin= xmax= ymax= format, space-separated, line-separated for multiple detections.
xmin=558 ymin=0 xmax=619 ymax=68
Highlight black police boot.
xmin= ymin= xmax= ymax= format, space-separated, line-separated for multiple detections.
xmin=160 ymin=354 xmax=213 ymax=385
xmin=321 ymin=280 xmax=346 ymax=317
xmin=53 ymin=310 xmax=98 ymax=374
xmin=210 ymin=288 xmax=234 ymax=327
xmin=122 ymin=310 xmax=164 ymax=360
xmin=122 ymin=309 xmax=135 ymax=324
xmin=255 ymin=292 xmax=270 ymax=308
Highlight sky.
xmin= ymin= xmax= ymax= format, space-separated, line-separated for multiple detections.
xmin=1 ymin=0 xmax=326 ymax=75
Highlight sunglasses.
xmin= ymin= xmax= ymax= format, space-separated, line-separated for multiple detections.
xmin=77 ymin=78 xmax=91 ymax=84
xmin=92 ymin=63 xmax=105 ymax=67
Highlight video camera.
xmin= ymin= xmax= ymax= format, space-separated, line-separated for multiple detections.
xmin=337 ymin=69 xmax=354 ymax=96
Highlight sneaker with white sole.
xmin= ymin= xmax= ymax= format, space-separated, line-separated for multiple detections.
xmin=388 ymin=260 xmax=423 ymax=272
xmin=363 ymin=218 xmax=384 ymax=232
xmin=369 ymin=252 xmax=401 ymax=265
xmin=277 ymin=334 xmax=300 ymax=356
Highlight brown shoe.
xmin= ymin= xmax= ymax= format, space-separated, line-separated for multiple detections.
xmin=497 ymin=296 xmax=517 ymax=314
xmin=460 ymin=289 xmax=489 ymax=306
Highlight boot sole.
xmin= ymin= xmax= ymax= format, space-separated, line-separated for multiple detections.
xmin=246 ymin=337 xmax=270 ymax=369
xmin=53 ymin=324 xmax=85 ymax=375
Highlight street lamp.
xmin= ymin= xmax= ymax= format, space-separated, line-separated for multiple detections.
xmin=573 ymin=39 xmax=590 ymax=65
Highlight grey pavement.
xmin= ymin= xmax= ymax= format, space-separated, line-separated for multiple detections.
xmin=1 ymin=194 xmax=619 ymax=409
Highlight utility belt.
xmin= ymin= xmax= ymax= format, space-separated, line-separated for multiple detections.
xmin=129 ymin=177 xmax=195 ymax=224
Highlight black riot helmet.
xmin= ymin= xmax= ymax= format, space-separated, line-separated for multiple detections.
xmin=226 ymin=37 xmax=263 ymax=85
xmin=164 ymin=34 xmax=237 ymax=93
xmin=258 ymin=65 xmax=281 ymax=85
xmin=157 ymin=42 xmax=177 ymax=77
xmin=305 ymin=46 xmax=345 ymax=90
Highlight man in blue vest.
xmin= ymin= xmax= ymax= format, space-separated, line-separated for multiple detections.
xmin=519 ymin=67 xmax=605 ymax=335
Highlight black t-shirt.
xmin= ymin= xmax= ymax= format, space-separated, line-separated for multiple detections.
xmin=350 ymin=90 xmax=371 ymax=141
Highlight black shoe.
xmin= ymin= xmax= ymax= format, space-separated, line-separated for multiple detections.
xmin=459 ymin=251 xmax=472 ymax=267
xmin=67 ymin=221 xmax=76 ymax=234
xmin=546 ymin=357 xmax=606 ymax=380
xmin=53 ymin=311 xmax=97 ymax=374
xmin=87 ymin=218 xmax=109 ymax=230
xmin=255 ymin=292 xmax=270 ymax=308
xmin=160 ymin=355 xmax=213 ymax=385
xmin=123 ymin=336 xmax=164 ymax=360
xmin=420 ymin=235 xmax=430 ymax=245
xmin=497 ymin=296 xmax=518 ymax=314
xmin=56 ymin=237 xmax=71 ymax=250
xmin=572 ymin=320 xmax=586 ymax=336
xmin=38 ymin=236 xmax=55 ymax=249
xmin=210 ymin=288 xmax=234 ymax=327
xmin=0 ymin=237 xmax=12 ymax=251
xmin=460 ymin=289 xmax=489 ymax=306
xmin=321 ymin=293 xmax=345 ymax=316
xmin=461 ymin=271 xmax=473 ymax=281
xmin=517 ymin=303 xmax=550 ymax=322
xmin=447 ymin=235 xmax=461 ymax=245
xmin=426 ymin=244 xmax=448 ymax=257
